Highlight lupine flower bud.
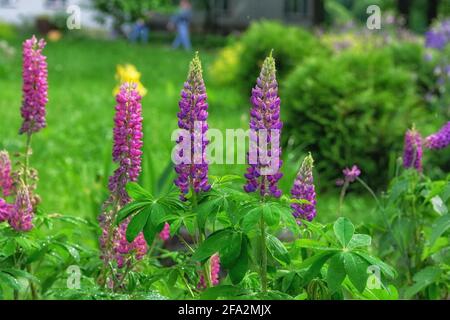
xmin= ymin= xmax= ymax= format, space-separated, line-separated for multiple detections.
xmin=210 ymin=254 xmax=221 ymax=286
xmin=403 ymin=127 xmax=423 ymax=172
xmin=8 ymin=186 xmax=33 ymax=231
xmin=174 ymin=53 xmax=210 ymax=201
xmin=115 ymin=219 xmax=148 ymax=268
xmin=20 ymin=36 xmax=48 ymax=135
xmin=0 ymin=198 xmax=12 ymax=223
xmin=291 ymin=154 xmax=317 ymax=222
xmin=244 ymin=52 xmax=283 ymax=198
xmin=0 ymin=151 xmax=14 ymax=197
xmin=425 ymin=122 xmax=450 ymax=150
xmin=159 ymin=222 xmax=171 ymax=241
xmin=108 ymin=82 xmax=144 ymax=205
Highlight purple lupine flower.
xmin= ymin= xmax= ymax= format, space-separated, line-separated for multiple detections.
xmin=20 ymin=36 xmax=48 ymax=135
xmin=343 ymin=165 xmax=361 ymax=183
xmin=403 ymin=127 xmax=423 ymax=172
xmin=291 ymin=154 xmax=317 ymax=222
xmin=210 ymin=253 xmax=220 ymax=286
xmin=425 ymin=122 xmax=450 ymax=150
xmin=159 ymin=222 xmax=171 ymax=241
xmin=99 ymin=82 xmax=147 ymax=269
xmin=244 ymin=52 xmax=283 ymax=198
xmin=174 ymin=53 xmax=210 ymax=201
xmin=425 ymin=20 xmax=450 ymax=50
xmin=0 ymin=198 xmax=12 ymax=223
xmin=0 ymin=151 xmax=14 ymax=197
xmin=108 ymin=82 xmax=144 ymax=205
xmin=8 ymin=186 xmax=33 ymax=231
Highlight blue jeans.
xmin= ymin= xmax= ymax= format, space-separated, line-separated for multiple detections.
xmin=130 ymin=24 xmax=149 ymax=43
xmin=172 ymin=22 xmax=192 ymax=51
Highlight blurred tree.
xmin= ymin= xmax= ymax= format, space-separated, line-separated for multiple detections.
xmin=91 ymin=0 xmax=175 ymax=35
xmin=427 ymin=0 xmax=440 ymax=25
xmin=397 ymin=0 xmax=411 ymax=26
xmin=313 ymin=0 xmax=326 ymax=25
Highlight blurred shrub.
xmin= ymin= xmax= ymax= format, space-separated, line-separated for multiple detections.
xmin=0 ymin=40 xmax=15 ymax=79
xmin=210 ymin=21 xmax=329 ymax=91
xmin=209 ymin=42 xmax=243 ymax=85
xmin=283 ymin=48 xmax=428 ymax=188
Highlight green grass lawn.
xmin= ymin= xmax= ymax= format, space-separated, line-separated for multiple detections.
xmin=0 ymin=36 xmax=374 ymax=237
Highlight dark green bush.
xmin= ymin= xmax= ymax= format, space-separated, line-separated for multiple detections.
xmin=282 ymin=48 xmax=429 ymax=188
xmin=235 ymin=21 xmax=330 ymax=93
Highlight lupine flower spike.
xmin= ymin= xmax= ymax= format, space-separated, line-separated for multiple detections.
xmin=8 ymin=186 xmax=33 ymax=231
xmin=0 ymin=151 xmax=14 ymax=197
xmin=244 ymin=52 xmax=283 ymax=198
xmin=20 ymin=35 xmax=48 ymax=135
xmin=0 ymin=198 xmax=12 ymax=223
xmin=197 ymin=253 xmax=221 ymax=289
xmin=425 ymin=122 xmax=450 ymax=150
xmin=159 ymin=222 xmax=171 ymax=241
xmin=291 ymin=153 xmax=317 ymax=222
xmin=403 ymin=127 xmax=423 ymax=172
xmin=174 ymin=52 xmax=211 ymax=201
xmin=99 ymin=82 xmax=147 ymax=269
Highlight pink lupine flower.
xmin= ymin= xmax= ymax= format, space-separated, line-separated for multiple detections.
xmin=159 ymin=222 xmax=171 ymax=241
xmin=343 ymin=165 xmax=361 ymax=182
xmin=0 ymin=151 xmax=14 ymax=197
xmin=108 ymin=82 xmax=144 ymax=205
xmin=0 ymin=198 xmax=12 ymax=223
xmin=197 ymin=253 xmax=221 ymax=289
xmin=20 ymin=36 xmax=48 ymax=135
xmin=8 ymin=187 xmax=33 ymax=232
xmin=99 ymin=82 xmax=147 ymax=270
xmin=210 ymin=254 xmax=221 ymax=286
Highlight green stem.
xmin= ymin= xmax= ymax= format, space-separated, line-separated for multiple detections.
xmin=259 ymin=214 xmax=268 ymax=294
xmin=192 ymin=190 xmax=211 ymax=288
xmin=26 ymin=264 xmax=38 ymax=300
xmin=338 ymin=181 xmax=349 ymax=217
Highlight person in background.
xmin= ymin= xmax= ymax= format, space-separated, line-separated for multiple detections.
xmin=130 ymin=16 xmax=150 ymax=44
xmin=168 ymin=0 xmax=193 ymax=51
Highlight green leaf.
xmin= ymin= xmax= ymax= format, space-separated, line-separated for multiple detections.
xmin=199 ymin=285 xmax=247 ymax=300
xmin=241 ymin=207 xmax=262 ymax=233
xmin=2 ymin=268 xmax=39 ymax=284
xmin=299 ymin=251 xmax=336 ymax=285
xmin=192 ymin=229 xmax=234 ymax=261
xmin=0 ymin=271 xmax=20 ymax=290
xmin=347 ymin=234 xmax=371 ymax=250
xmin=343 ymin=252 xmax=370 ymax=293
xmin=126 ymin=182 xmax=153 ymax=201
xmin=116 ymin=200 xmax=150 ymax=224
xmin=429 ymin=214 xmax=450 ymax=246
xmin=355 ymin=252 xmax=396 ymax=279
xmin=126 ymin=207 xmax=150 ymax=242
xmin=266 ymin=234 xmax=290 ymax=265
xmin=228 ymin=236 xmax=249 ymax=285
xmin=142 ymin=218 xmax=158 ymax=245
xmin=263 ymin=204 xmax=280 ymax=226
xmin=219 ymin=232 xmax=242 ymax=268
xmin=1 ymin=239 xmax=16 ymax=257
xmin=431 ymin=196 xmax=448 ymax=215
xmin=326 ymin=253 xmax=346 ymax=292
xmin=404 ymin=267 xmax=441 ymax=298
xmin=388 ymin=178 xmax=408 ymax=205
xmin=149 ymin=202 xmax=166 ymax=226
xmin=333 ymin=217 xmax=354 ymax=248
xmin=295 ymin=238 xmax=338 ymax=251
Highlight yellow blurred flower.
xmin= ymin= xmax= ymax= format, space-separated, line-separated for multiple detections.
xmin=209 ymin=42 xmax=243 ymax=85
xmin=47 ymin=30 xmax=62 ymax=42
xmin=114 ymin=64 xmax=147 ymax=97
